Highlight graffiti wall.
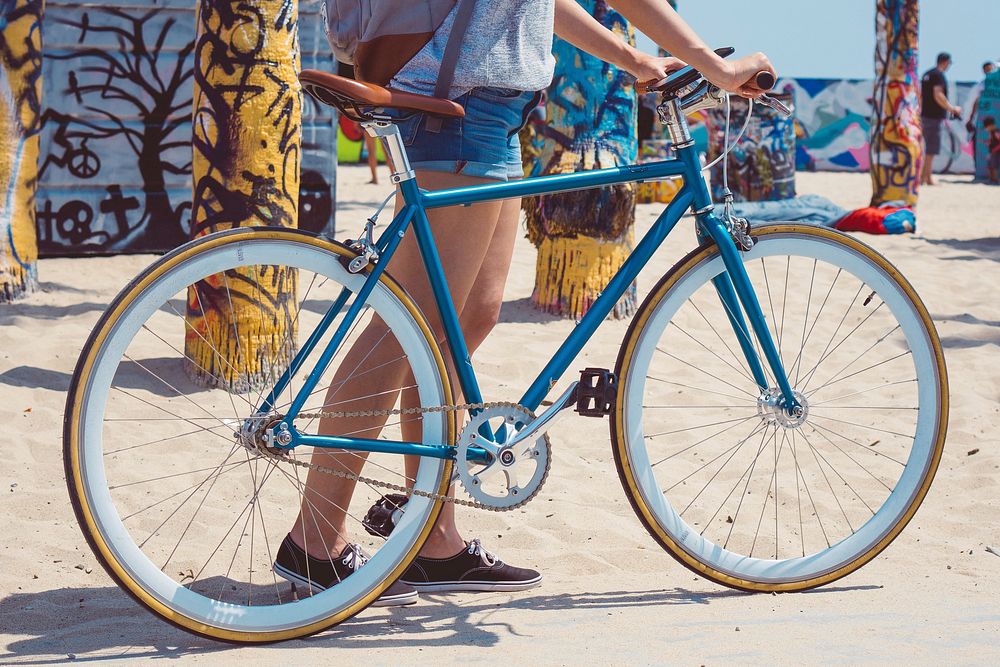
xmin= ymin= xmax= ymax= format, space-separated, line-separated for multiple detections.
xmin=37 ymin=0 xmax=336 ymax=256
xmin=789 ymin=77 xmax=978 ymax=176
xmin=707 ymin=92 xmax=796 ymax=202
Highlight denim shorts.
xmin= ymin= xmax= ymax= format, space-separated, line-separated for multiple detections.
xmin=389 ymin=87 xmax=541 ymax=181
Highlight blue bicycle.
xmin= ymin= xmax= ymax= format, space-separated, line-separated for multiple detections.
xmin=64 ymin=63 xmax=948 ymax=642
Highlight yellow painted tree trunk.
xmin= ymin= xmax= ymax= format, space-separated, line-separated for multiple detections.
xmin=870 ymin=0 xmax=921 ymax=206
xmin=185 ymin=0 xmax=301 ymax=391
xmin=523 ymin=0 xmax=638 ymax=320
xmin=0 ymin=0 xmax=42 ymax=303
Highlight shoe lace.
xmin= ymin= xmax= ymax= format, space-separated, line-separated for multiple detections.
xmin=466 ymin=538 xmax=497 ymax=567
xmin=341 ymin=544 xmax=370 ymax=571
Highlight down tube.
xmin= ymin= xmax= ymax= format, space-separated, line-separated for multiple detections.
xmin=519 ymin=189 xmax=695 ymax=412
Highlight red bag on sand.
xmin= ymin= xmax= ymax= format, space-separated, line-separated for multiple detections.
xmin=835 ymin=206 xmax=916 ymax=235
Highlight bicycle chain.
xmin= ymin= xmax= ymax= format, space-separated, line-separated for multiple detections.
xmin=258 ymin=401 xmax=548 ymax=512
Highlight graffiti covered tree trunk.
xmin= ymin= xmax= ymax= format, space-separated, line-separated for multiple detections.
xmin=524 ymin=0 xmax=637 ymax=320
xmin=870 ymin=0 xmax=921 ymax=207
xmin=0 ymin=0 xmax=42 ymax=303
xmin=185 ymin=0 xmax=302 ymax=391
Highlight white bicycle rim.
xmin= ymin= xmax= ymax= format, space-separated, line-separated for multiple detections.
xmin=72 ymin=237 xmax=449 ymax=634
xmin=621 ymin=231 xmax=942 ymax=583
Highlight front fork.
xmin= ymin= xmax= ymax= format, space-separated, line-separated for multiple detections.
xmin=698 ymin=212 xmax=801 ymax=415
xmin=664 ymin=98 xmax=800 ymax=415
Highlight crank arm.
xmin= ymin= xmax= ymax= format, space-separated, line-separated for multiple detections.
xmin=507 ymin=382 xmax=579 ymax=450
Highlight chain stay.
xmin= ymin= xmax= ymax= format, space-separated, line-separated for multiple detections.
xmin=261 ymin=400 xmax=530 ymax=512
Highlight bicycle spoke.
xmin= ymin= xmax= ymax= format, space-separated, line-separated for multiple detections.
xmin=646 ymin=374 xmax=751 ymax=403
xmin=809 ymin=413 xmax=914 ymax=442
xmin=723 ymin=426 xmax=777 ymax=550
xmin=791 ymin=265 xmax=839 ymax=384
xmin=646 ymin=414 xmax=760 ymax=440
xmin=656 ymin=346 xmax=757 ymax=398
xmin=802 ymin=427 xmax=881 ymax=513
xmin=675 ymin=421 xmax=767 ymax=509
xmin=122 ymin=354 xmax=237 ymax=435
xmin=809 ymin=378 xmax=918 ymax=406
xmin=798 ymin=428 xmax=855 ymax=534
xmin=650 ymin=414 xmax=761 ymax=467
xmin=796 ymin=282 xmax=864 ymax=390
xmin=805 ymin=323 xmax=902 ymax=395
xmin=690 ymin=298 xmax=754 ymax=380
xmin=806 ymin=350 xmax=912 ymax=398
xmin=668 ymin=320 xmax=755 ymax=384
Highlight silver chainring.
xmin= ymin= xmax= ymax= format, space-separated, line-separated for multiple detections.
xmin=455 ymin=404 xmax=550 ymax=510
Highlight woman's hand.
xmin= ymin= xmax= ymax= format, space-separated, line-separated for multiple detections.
xmin=710 ymin=52 xmax=777 ymax=99
xmin=628 ymin=53 xmax=687 ymax=91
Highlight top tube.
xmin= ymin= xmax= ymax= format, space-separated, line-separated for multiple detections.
xmin=416 ymin=156 xmax=691 ymax=209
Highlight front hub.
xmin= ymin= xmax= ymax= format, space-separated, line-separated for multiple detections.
xmin=757 ymin=389 xmax=809 ymax=429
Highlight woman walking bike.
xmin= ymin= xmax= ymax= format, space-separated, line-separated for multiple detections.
xmin=64 ymin=0 xmax=946 ymax=643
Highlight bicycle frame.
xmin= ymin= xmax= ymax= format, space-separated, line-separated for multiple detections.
xmin=260 ymin=114 xmax=799 ymax=460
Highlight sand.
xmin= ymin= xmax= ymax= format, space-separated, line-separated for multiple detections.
xmin=1 ymin=167 xmax=999 ymax=664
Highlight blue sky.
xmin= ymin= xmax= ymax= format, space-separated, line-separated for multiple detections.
xmin=635 ymin=0 xmax=999 ymax=83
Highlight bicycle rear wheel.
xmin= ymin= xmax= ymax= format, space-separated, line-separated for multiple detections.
xmin=64 ymin=228 xmax=454 ymax=641
xmin=612 ymin=224 xmax=947 ymax=591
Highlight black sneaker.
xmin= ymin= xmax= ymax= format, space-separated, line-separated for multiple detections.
xmin=401 ymin=538 xmax=542 ymax=592
xmin=273 ymin=535 xmax=417 ymax=607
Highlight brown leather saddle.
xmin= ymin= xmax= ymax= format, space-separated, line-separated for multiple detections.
xmin=300 ymin=70 xmax=464 ymax=121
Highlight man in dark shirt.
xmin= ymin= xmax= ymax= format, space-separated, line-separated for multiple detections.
xmin=920 ymin=52 xmax=963 ymax=186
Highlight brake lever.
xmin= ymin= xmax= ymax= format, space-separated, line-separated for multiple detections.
xmin=756 ymin=94 xmax=793 ymax=118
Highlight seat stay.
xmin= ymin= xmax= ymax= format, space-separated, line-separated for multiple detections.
xmin=278 ymin=206 xmax=417 ymax=431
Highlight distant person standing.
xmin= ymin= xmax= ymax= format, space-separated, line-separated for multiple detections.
xmin=967 ymin=61 xmax=998 ymax=176
xmin=966 ymin=61 xmax=996 ymax=135
xmin=984 ymin=117 xmax=1000 ymax=184
xmin=920 ymin=52 xmax=962 ymax=186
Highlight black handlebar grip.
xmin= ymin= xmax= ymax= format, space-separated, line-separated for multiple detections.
xmin=755 ymin=71 xmax=776 ymax=91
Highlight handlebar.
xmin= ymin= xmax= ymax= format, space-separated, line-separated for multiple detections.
xmin=637 ymin=47 xmax=777 ymax=97
xmin=754 ymin=71 xmax=776 ymax=91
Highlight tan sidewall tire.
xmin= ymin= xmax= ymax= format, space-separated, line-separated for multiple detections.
xmin=610 ymin=224 xmax=948 ymax=592
xmin=63 ymin=228 xmax=456 ymax=642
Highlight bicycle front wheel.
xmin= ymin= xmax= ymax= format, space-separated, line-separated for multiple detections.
xmin=64 ymin=228 xmax=454 ymax=641
xmin=612 ymin=224 xmax=947 ymax=591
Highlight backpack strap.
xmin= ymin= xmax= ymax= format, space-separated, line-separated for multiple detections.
xmin=425 ymin=0 xmax=476 ymax=133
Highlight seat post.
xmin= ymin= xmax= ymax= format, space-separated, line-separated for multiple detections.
xmin=362 ymin=117 xmax=416 ymax=184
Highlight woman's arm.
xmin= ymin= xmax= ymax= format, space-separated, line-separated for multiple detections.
xmin=608 ymin=0 xmax=776 ymax=97
xmin=553 ymin=0 xmax=685 ymax=84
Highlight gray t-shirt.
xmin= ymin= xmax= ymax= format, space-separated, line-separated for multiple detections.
xmin=391 ymin=0 xmax=555 ymax=100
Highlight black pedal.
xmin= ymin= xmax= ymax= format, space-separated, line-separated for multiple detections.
xmin=362 ymin=493 xmax=409 ymax=538
xmin=574 ymin=368 xmax=617 ymax=417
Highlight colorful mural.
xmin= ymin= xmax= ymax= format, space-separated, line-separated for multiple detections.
xmin=36 ymin=0 xmax=336 ymax=256
xmin=0 ymin=0 xmax=42 ymax=303
xmin=184 ymin=0 xmax=303 ymax=391
xmin=707 ymin=91 xmax=796 ymax=202
xmin=523 ymin=0 xmax=637 ymax=320
xmin=789 ymin=77 xmax=977 ymax=176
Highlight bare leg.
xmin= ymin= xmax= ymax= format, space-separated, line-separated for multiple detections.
xmin=400 ymin=196 xmax=522 ymax=557
xmin=921 ymin=153 xmax=935 ymax=186
xmin=289 ymin=171 xmax=509 ymax=559
xmin=365 ymin=136 xmax=379 ymax=184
